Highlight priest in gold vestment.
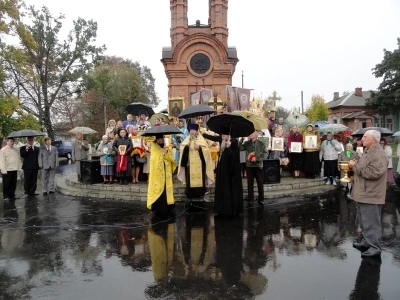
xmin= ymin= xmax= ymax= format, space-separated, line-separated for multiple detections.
xmin=147 ymin=133 xmax=177 ymax=214
xmin=177 ymin=123 xmax=215 ymax=198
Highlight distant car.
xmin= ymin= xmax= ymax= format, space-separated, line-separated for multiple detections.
xmin=52 ymin=140 xmax=73 ymax=159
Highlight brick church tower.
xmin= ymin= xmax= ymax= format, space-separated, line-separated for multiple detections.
xmin=162 ymin=0 xmax=239 ymax=108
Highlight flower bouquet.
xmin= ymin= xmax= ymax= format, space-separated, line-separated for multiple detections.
xmin=248 ymin=152 xmax=256 ymax=162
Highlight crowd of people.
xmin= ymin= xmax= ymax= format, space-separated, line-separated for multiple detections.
xmin=1 ymin=108 xmax=398 ymax=260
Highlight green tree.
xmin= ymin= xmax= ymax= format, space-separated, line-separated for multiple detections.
xmin=83 ymin=56 xmax=159 ymax=120
xmin=305 ymin=94 xmax=330 ymax=122
xmin=367 ymin=38 xmax=400 ymax=118
xmin=2 ymin=5 xmax=106 ymax=139
xmin=0 ymin=0 xmax=40 ymax=144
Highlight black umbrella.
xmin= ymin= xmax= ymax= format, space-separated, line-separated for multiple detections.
xmin=178 ymin=104 xmax=216 ymax=119
xmin=125 ymin=102 xmax=155 ymax=117
xmin=7 ymin=129 xmax=46 ymax=138
xmin=351 ymin=127 xmax=393 ymax=137
xmin=159 ymin=108 xmax=168 ymax=114
xmin=206 ymin=113 xmax=255 ymax=137
xmin=140 ymin=125 xmax=181 ymax=137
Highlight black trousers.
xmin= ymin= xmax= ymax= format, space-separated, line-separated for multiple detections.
xmin=2 ymin=170 xmax=18 ymax=199
xmin=246 ymin=167 xmax=264 ymax=202
xmin=23 ymin=169 xmax=38 ymax=194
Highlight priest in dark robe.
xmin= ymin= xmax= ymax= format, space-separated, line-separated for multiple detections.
xmin=147 ymin=134 xmax=176 ymax=214
xmin=177 ymin=123 xmax=214 ymax=199
xmin=203 ymin=127 xmax=243 ymax=216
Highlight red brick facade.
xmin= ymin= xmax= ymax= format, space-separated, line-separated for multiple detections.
xmin=162 ymin=0 xmax=238 ymax=108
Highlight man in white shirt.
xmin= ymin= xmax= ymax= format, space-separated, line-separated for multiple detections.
xmin=0 ymin=137 xmax=22 ymax=201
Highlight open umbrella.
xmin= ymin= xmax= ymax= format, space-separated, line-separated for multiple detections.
xmin=232 ymin=110 xmax=268 ymax=130
xmin=392 ymin=131 xmax=400 ymax=137
xmin=158 ymin=108 xmax=168 ymax=114
xmin=140 ymin=125 xmax=181 ymax=137
xmin=313 ymin=120 xmax=330 ymax=128
xmin=7 ymin=129 xmax=45 ymax=138
xmin=284 ymin=114 xmax=310 ymax=127
xmin=351 ymin=127 xmax=393 ymax=137
xmin=178 ymin=104 xmax=216 ymax=119
xmin=148 ymin=113 xmax=170 ymax=126
xmin=206 ymin=113 xmax=255 ymax=137
xmin=125 ymin=102 xmax=155 ymax=117
xmin=318 ymin=124 xmax=348 ymax=134
xmin=69 ymin=127 xmax=97 ymax=135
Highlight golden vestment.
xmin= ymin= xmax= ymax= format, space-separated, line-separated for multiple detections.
xmin=177 ymin=134 xmax=215 ymax=187
xmin=147 ymin=142 xmax=177 ymax=209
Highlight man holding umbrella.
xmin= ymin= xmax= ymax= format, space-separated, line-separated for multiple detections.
xmin=0 ymin=137 xmax=22 ymax=201
xmin=20 ymin=136 xmax=40 ymax=196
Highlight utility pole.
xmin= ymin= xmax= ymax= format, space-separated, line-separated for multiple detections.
xmin=301 ymin=91 xmax=304 ymax=114
xmin=103 ymin=95 xmax=107 ymax=134
xmin=241 ymin=70 xmax=244 ymax=88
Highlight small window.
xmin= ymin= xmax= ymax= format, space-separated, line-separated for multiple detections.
xmin=333 ymin=119 xmax=338 ymax=124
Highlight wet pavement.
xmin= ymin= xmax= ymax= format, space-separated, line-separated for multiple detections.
xmin=1 ymin=162 xmax=400 ymax=300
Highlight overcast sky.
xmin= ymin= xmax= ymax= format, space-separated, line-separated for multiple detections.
xmin=24 ymin=0 xmax=400 ymax=112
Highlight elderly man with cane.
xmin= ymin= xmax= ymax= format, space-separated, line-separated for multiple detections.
xmin=348 ymin=130 xmax=388 ymax=258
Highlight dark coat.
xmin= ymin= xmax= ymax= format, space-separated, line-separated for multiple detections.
xmin=214 ymin=139 xmax=243 ymax=215
xmin=20 ymin=145 xmax=40 ymax=170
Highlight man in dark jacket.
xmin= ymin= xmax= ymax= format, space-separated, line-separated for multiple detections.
xmin=20 ymin=136 xmax=40 ymax=196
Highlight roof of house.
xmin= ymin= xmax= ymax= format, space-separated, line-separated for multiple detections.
xmin=342 ymin=111 xmax=372 ymax=119
xmin=326 ymin=91 xmax=372 ymax=109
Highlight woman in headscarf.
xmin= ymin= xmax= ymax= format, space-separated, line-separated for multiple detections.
xmin=287 ymin=125 xmax=303 ymax=178
xmin=129 ymin=125 xmax=147 ymax=183
xmin=269 ymin=128 xmax=287 ymax=175
xmin=106 ymin=119 xmax=117 ymax=136
xmin=112 ymin=128 xmax=132 ymax=185
xmin=302 ymin=124 xmax=321 ymax=179
xmin=97 ymin=135 xmax=114 ymax=184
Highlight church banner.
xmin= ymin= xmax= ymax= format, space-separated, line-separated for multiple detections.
xmin=236 ymin=87 xmax=251 ymax=111
xmin=190 ymin=92 xmax=201 ymax=106
xmin=226 ymin=85 xmax=237 ymax=112
xmin=200 ymin=88 xmax=213 ymax=104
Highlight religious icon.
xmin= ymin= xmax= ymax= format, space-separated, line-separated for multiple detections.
xmin=131 ymin=138 xmax=142 ymax=148
xmin=102 ymin=146 xmax=109 ymax=155
xmin=271 ymin=137 xmax=284 ymax=151
xmin=304 ymin=136 xmax=317 ymax=149
xmin=290 ymin=142 xmax=302 ymax=153
xmin=169 ymin=98 xmax=184 ymax=117
xmin=118 ymin=145 xmax=127 ymax=155
xmin=356 ymin=146 xmax=363 ymax=154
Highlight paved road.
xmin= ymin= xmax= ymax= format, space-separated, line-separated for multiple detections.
xmin=0 ymin=162 xmax=400 ymax=299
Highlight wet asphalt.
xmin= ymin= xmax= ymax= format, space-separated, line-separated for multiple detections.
xmin=0 ymin=161 xmax=400 ymax=300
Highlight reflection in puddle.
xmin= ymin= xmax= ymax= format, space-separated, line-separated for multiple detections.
xmin=0 ymin=193 xmax=399 ymax=299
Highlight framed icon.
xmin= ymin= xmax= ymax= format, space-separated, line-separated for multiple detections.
xmin=131 ymin=137 xmax=142 ymax=148
xmin=168 ymin=98 xmax=184 ymax=117
xmin=304 ymin=135 xmax=317 ymax=149
xmin=290 ymin=142 xmax=302 ymax=153
xmin=118 ymin=145 xmax=127 ymax=155
xmin=102 ymin=146 xmax=109 ymax=155
xmin=271 ymin=137 xmax=284 ymax=151
xmin=356 ymin=146 xmax=363 ymax=154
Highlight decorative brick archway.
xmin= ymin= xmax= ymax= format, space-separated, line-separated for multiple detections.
xmin=161 ymin=0 xmax=238 ymax=108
